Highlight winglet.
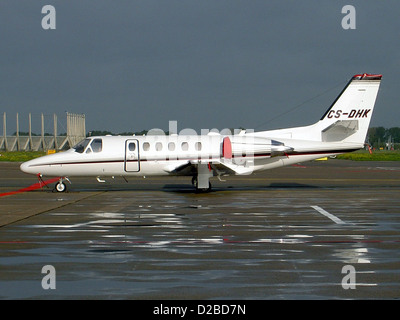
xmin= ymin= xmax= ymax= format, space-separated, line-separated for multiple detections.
xmin=352 ymin=74 xmax=382 ymax=80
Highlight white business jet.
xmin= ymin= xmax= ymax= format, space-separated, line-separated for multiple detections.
xmin=20 ymin=73 xmax=382 ymax=192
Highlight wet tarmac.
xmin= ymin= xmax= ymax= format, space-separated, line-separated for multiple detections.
xmin=0 ymin=160 xmax=400 ymax=299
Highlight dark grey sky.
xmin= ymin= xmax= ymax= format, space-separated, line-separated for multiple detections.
xmin=1 ymin=1 xmax=399 ymax=134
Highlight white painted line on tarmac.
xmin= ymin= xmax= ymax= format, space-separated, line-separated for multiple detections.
xmin=310 ymin=205 xmax=346 ymax=224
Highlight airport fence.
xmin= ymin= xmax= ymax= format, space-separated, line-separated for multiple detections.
xmin=0 ymin=112 xmax=86 ymax=152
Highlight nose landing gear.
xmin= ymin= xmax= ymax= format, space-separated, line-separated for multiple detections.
xmin=54 ymin=177 xmax=71 ymax=193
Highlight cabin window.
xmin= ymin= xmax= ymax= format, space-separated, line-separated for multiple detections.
xmin=143 ymin=142 xmax=150 ymax=151
xmin=73 ymin=138 xmax=91 ymax=153
xmin=128 ymin=142 xmax=136 ymax=151
xmin=90 ymin=139 xmax=103 ymax=153
xmin=195 ymin=142 xmax=202 ymax=151
xmin=155 ymin=142 xmax=163 ymax=151
xmin=181 ymin=142 xmax=189 ymax=151
xmin=168 ymin=142 xmax=175 ymax=151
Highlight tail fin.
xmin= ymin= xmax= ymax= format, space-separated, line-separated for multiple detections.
xmin=318 ymin=73 xmax=382 ymax=143
xmin=255 ymin=74 xmax=382 ymax=145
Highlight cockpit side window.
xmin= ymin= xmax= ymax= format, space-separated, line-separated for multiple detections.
xmin=73 ymin=139 xmax=91 ymax=153
xmin=90 ymin=139 xmax=103 ymax=153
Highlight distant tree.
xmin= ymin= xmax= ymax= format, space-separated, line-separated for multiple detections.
xmin=87 ymin=130 xmax=150 ymax=136
xmin=117 ymin=132 xmax=134 ymax=136
xmin=387 ymin=127 xmax=400 ymax=143
xmin=88 ymin=130 xmax=113 ymax=136
xmin=367 ymin=127 xmax=386 ymax=148
xmin=12 ymin=131 xmax=38 ymax=136
xmin=115 ymin=130 xmax=149 ymax=136
xmin=133 ymin=130 xmax=148 ymax=135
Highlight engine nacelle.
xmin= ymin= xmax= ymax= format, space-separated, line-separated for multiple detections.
xmin=221 ymin=136 xmax=293 ymax=161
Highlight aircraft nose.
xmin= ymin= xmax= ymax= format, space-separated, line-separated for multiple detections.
xmin=20 ymin=161 xmax=35 ymax=174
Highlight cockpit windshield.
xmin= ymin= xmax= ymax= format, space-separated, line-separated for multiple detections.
xmin=73 ymin=139 xmax=91 ymax=153
xmin=90 ymin=139 xmax=102 ymax=152
xmin=73 ymin=138 xmax=103 ymax=154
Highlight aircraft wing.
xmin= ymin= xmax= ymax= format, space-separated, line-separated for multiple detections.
xmin=164 ymin=142 xmax=295 ymax=176
xmin=210 ymin=161 xmax=255 ymax=175
xmin=164 ymin=159 xmax=255 ymax=176
xmin=164 ymin=161 xmax=197 ymax=175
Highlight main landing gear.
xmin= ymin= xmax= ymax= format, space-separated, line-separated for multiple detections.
xmin=192 ymin=163 xmax=214 ymax=192
xmin=192 ymin=176 xmax=212 ymax=192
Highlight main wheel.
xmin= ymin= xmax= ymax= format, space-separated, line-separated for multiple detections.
xmin=195 ymin=182 xmax=212 ymax=193
xmin=55 ymin=182 xmax=67 ymax=192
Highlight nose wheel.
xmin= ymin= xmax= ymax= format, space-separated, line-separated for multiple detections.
xmin=54 ymin=177 xmax=70 ymax=193
xmin=55 ymin=181 xmax=66 ymax=192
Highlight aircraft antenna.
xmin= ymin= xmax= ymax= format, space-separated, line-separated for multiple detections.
xmin=254 ymin=79 xmax=347 ymax=130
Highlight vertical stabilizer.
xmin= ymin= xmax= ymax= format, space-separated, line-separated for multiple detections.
xmin=318 ymin=74 xmax=382 ymax=144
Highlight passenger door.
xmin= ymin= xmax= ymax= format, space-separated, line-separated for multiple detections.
xmin=125 ymin=139 xmax=140 ymax=172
